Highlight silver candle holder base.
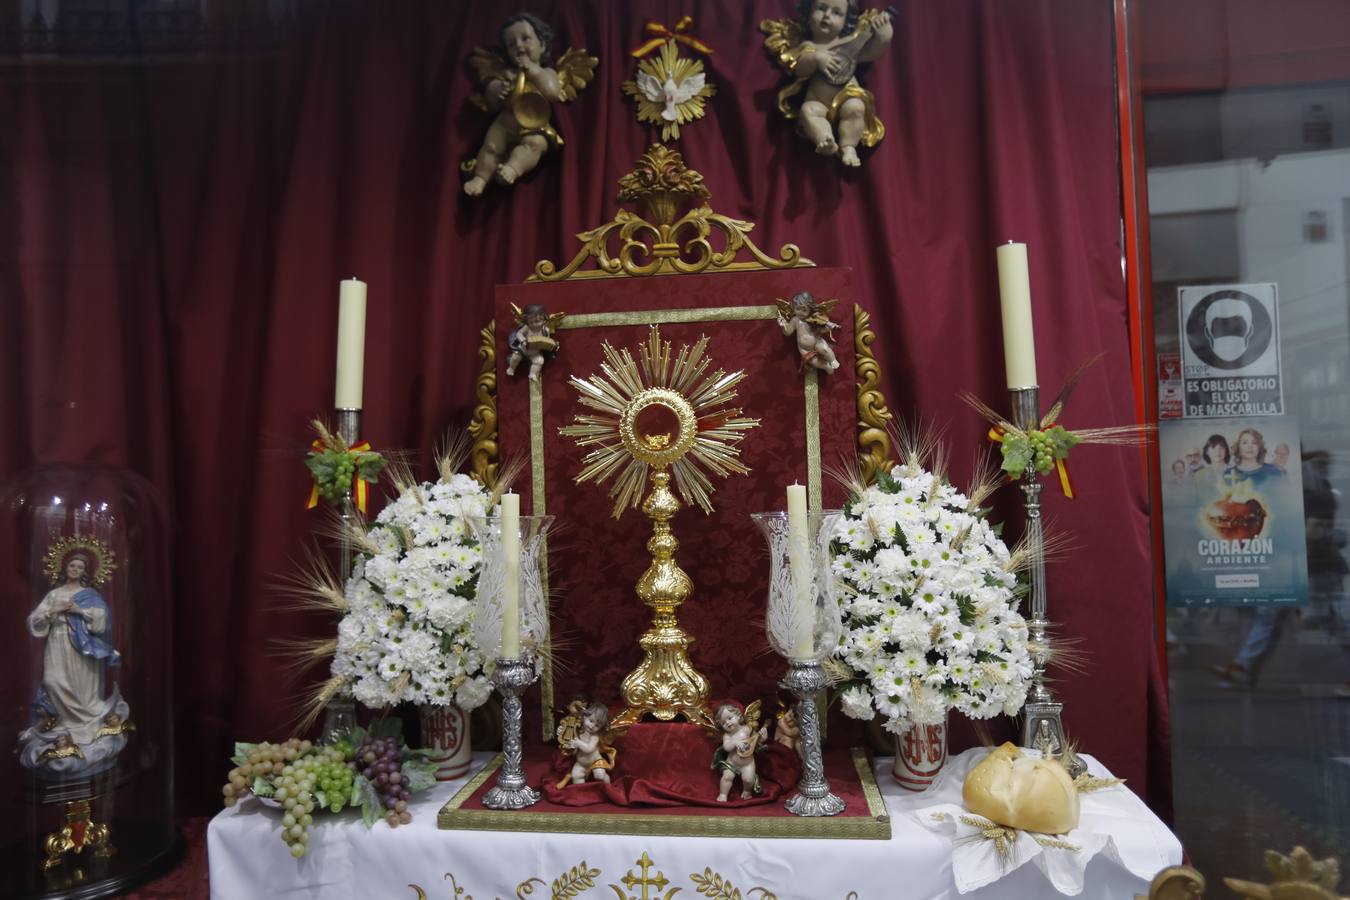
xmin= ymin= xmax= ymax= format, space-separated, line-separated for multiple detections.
xmin=1009 ymin=386 xmax=1084 ymax=778
xmin=482 ymin=657 xmax=540 ymax=810
xmin=780 ymin=659 xmax=844 ymax=817
xmin=319 ymin=407 xmax=363 ymax=742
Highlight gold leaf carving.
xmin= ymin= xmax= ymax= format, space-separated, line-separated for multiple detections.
xmin=469 ymin=321 xmax=499 ymax=487
xmin=854 ymin=304 xmax=895 ymax=484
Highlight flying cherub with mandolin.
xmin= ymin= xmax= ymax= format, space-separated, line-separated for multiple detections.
xmin=762 ymin=0 xmax=895 ymax=167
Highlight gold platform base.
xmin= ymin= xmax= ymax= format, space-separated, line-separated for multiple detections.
xmin=438 ymin=748 xmax=891 ymax=840
xmin=44 ymin=799 xmax=113 ymax=872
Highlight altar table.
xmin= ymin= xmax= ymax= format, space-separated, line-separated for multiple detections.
xmin=207 ymin=750 xmax=1181 ymax=899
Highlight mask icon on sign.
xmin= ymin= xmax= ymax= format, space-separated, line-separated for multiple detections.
xmin=1203 ymin=299 xmax=1254 ymax=364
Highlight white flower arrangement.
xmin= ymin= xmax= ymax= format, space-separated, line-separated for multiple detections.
xmin=831 ymin=459 xmax=1032 ymax=735
xmin=332 ymin=472 xmax=494 ymax=711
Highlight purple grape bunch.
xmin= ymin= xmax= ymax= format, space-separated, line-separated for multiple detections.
xmin=357 ymin=734 xmax=413 ymax=827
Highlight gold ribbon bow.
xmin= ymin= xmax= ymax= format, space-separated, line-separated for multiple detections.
xmin=631 ymin=16 xmax=714 ymax=58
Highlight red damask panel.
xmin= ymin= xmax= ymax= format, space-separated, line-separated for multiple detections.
xmin=495 ymin=268 xmax=872 ymax=731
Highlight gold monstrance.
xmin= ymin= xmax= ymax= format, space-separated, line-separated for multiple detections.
xmin=561 ymin=326 xmax=759 ymax=728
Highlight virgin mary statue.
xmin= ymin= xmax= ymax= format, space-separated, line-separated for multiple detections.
xmin=20 ymin=537 xmax=131 ymax=777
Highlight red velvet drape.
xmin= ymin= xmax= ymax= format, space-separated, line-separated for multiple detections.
xmin=2 ymin=0 xmax=1168 ymax=818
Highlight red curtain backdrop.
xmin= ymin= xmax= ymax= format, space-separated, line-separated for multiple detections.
xmin=1 ymin=0 xmax=1168 ymax=817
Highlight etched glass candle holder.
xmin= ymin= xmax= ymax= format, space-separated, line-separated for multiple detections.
xmin=751 ymin=510 xmax=844 ymax=662
xmin=751 ymin=509 xmax=846 ymax=817
xmin=468 ymin=513 xmax=555 ymax=661
xmin=468 ymin=512 xmax=554 ymax=810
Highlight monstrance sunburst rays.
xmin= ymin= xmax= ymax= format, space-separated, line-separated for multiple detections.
xmin=560 ymin=325 xmax=759 ymax=517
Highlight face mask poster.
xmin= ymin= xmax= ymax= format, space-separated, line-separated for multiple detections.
xmin=1178 ymin=283 xmax=1282 ymax=417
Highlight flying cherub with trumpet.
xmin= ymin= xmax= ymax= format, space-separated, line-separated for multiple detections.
xmin=777 ymin=291 xmax=841 ymax=373
xmin=507 ymin=302 xmax=566 ymax=381
xmin=462 ymin=12 xmax=598 ymax=197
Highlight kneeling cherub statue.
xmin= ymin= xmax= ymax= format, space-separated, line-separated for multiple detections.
xmin=761 ymin=0 xmax=894 ymax=167
xmin=555 ymin=700 xmax=620 ymax=788
xmin=712 ymin=700 xmax=769 ymax=801
xmin=462 ymin=13 xmax=598 ymax=196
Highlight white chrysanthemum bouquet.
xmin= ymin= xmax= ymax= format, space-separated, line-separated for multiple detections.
xmin=831 ymin=445 xmax=1032 ymax=735
xmin=331 ymin=469 xmax=495 ymax=712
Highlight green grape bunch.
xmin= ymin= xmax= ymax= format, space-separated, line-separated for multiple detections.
xmin=305 ymin=445 xmax=386 ymax=508
xmin=998 ymin=425 xmax=1081 ymax=480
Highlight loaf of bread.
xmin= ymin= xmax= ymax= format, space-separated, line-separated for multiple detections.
xmin=961 ymin=742 xmax=1080 ymax=835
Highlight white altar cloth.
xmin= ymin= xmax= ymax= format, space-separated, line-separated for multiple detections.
xmin=207 ymin=749 xmax=1180 ymax=900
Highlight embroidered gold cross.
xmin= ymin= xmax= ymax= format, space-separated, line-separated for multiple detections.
xmin=614 ymin=852 xmax=671 ymax=900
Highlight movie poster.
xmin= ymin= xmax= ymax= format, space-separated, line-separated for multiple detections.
xmin=1160 ymin=416 xmax=1308 ymax=607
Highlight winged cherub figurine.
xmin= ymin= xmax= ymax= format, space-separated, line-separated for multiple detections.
xmin=555 ymin=700 xmax=622 ymax=787
xmin=777 ymin=291 xmax=841 ymax=372
xmin=773 ymin=702 xmax=802 ymax=754
xmin=712 ymin=700 xmax=769 ymax=801
xmin=462 ymin=13 xmax=598 ymax=196
xmin=761 ymin=1 xmax=894 ymax=167
xmin=506 ymin=302 xmax=565 ymax=380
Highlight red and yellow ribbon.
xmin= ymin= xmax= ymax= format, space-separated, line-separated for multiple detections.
xmin=305 ymin=440 xmax=373 ymax=514
xmin=986 ymin=426 xmax=1075 ymax=499
xmin=631 ymin=16 xmax=714 ymax=58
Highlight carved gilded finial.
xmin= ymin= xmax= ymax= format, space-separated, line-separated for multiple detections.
xmin=530 ymin=144 xmax=812 ymax=281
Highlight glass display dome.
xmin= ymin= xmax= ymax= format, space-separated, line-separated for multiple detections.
xmin=0 ymin=464 xmax=181 ymax=898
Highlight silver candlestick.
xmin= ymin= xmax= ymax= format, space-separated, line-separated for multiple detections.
xmin=334 ymin=408 xmax=361 ymax=585
xmin=1010 ymin=387 xmax=1084 ymax=776
xmin=321 ymin=406 xmax=361 ymax=744
xmin=482 ymin=657 xmax=540 ymax=810
xmin=780 ymin=659 xmax=845 ymax=817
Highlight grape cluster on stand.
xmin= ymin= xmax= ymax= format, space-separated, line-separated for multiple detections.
xmin=357 ymin=734 xmax=414 ymax=827
xmin=220 ymin=729 xmax=424 ymax=860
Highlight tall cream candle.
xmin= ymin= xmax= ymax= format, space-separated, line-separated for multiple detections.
xmin=335 ymin=278 xmax=367 ymax=408
xmin=996 ymin=243 xmax=1038 ymax=389
xmin=500 ymin=492 xmax=521 ymax=659
xmin=786 ymin=483 xmax=814 ymax=657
